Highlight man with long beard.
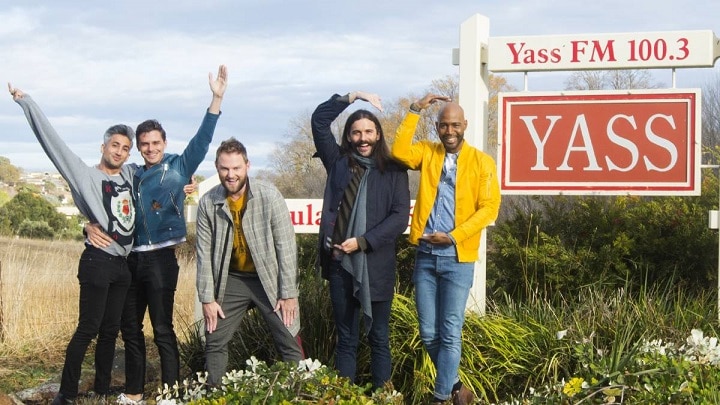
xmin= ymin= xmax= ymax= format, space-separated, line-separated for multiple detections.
xmin=311 ymin=91 xmax=410 ymax=390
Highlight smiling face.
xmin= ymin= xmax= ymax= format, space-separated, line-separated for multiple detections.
xmin=216 ymin=151 xmax=250 ymax=200
xmin=436 ymin=103 xmax=468 ymax=154
xmin=100 ymin=134 xmax=132 ymax=174
xmin=347 ymin=118 xmax=380 ymax=157
xmin=137 ymin=130 xmax=167 ymax=168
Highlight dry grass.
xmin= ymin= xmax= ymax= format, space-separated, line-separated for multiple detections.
xmin=0 ymin=236 xmax=198 ymax=391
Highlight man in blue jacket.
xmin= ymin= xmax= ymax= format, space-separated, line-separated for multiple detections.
xmin=87 ymin=65 xmax=227 ymax=404
xmin=311 ymin=91 xmax=410 ymax=390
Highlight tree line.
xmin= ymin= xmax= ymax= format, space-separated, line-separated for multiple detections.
xmin=4 ymin=69 xmax=720 ymax=299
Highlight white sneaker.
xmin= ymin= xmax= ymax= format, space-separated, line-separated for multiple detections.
xmin=116 ymin=393 xmax=146 ymax=405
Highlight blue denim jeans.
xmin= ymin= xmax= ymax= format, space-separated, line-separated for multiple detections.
xmin=59 ymin=246 xmax=131 ymax=399
xmin=121 ymin=248 xmax=180 ymax=393
xmin=328 ymin=261 xmax=393 ymax=390
xmin=413 ymin=251 xmax=473 ymax=400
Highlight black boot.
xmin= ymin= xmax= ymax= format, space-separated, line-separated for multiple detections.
xmin=51 ymin=392 xmax=75 ymax=405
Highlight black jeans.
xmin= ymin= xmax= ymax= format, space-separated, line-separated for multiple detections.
xmin=59 ymin=246 xmax=131 ymax=399
xmin=121 ymin=248 xmax=180 ymax=393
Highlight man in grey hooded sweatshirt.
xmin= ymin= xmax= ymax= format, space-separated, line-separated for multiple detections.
xmin=9 ymin=83 xmax=136 ymax=405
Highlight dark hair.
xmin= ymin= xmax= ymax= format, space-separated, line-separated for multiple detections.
xmin=340 ymin=109 xmax=390 ymax=172
xmin=103 ymin=124 xmax=135 ymax=148
xmin=215 ymin=137 xmax=249 ymax=164
xmin=135 ymin=119 xmax=166 ymax=145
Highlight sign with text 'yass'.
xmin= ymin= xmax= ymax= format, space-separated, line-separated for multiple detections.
xmin=498 ymin=89 xmax=701 ymax=195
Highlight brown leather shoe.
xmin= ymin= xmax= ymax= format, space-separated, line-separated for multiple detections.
xmin=452 ymin=385 xmax=474 ymax=405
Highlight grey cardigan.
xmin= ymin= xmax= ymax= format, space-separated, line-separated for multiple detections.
xmin=195 ymin=178 xmax=300 ymax=335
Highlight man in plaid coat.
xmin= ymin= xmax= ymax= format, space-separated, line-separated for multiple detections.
xmin=195 ymin=138 xmax=302 ymax=385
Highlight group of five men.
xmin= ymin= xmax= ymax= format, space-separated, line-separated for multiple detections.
xmin=9 ymin=64 xmax=500 ymax=405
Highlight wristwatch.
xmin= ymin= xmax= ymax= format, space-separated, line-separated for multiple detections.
xmin=409 ymin=103 xmax=422 ymax=114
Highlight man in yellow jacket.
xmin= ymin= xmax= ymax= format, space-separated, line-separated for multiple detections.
xmin=391 ymin=94 xmax=501 ymax=405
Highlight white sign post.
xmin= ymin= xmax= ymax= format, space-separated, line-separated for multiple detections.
xmin=456 ymin=14 xmax=491 ymax=314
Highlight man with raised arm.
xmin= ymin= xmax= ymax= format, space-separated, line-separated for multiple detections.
xmin=311 ymin=91 xmax=410 ymax=390
xmin=86 ymin=65 xmax=227 ymax=404
xmin=9 ymin=83 xmax=136 ymax=405
xmin=391 ymin=94 xmax=501 ymax=405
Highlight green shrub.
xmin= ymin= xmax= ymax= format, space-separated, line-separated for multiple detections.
xmin=0 ymin=191 xmax=68 ymax=235
xmin=17 ymin=219 xmax=55 ymax=240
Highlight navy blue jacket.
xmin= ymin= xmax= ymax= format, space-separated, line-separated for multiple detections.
xmin=311 ymin=94 xmax=410 ymax=300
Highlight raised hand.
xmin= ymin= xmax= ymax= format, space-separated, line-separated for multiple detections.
xmin=209 ymin=65 xmax=228 ymax=98
xmin=7 ymin=83 xmax=24 ymax=100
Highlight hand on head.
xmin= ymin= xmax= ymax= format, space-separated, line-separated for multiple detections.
xmin=415 ymin=93 xmax=452 ymax=110
xmin=416 ymin=93 xmax=451 ymax=110
xmin=7 ymin=83 xmax=24 ymax=100
xmin=352 ymin=91 xmax=383 ymax=112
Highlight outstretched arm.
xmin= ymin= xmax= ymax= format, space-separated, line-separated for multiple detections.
xmin=208 ymin=65 xmax=227 ymax=114
xmin=178 ymin=66 xmax=228 ymax=176
xmin=8 ymin=83 xmax=93 ymax=209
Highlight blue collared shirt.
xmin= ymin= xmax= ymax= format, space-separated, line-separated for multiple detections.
xmin=419 ymin=152 xmax=457 ymax=256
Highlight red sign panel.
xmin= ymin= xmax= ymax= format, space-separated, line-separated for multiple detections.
xmin=498 ymin=90 xmax=701 ymax=195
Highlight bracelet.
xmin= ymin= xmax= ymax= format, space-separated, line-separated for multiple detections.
xmin=409 ymin=103 xmax=422 ymax=114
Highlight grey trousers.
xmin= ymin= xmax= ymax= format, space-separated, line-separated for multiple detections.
xmin=204 ymin=272 xmax=303 ymax=385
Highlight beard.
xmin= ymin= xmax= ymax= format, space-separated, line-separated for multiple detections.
xmin=221 ymin=175 xmax=248 ymax=197
xmin=352 ymin=140 xmax=377 ymax=157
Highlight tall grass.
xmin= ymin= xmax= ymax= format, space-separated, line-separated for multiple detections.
xmin=0 ymin=236 xmax=199 ymax=392
xmin=5 ymin=234 xmax=720 ymax=403
xmin=0 ymin=237 xmax=84 ymax=360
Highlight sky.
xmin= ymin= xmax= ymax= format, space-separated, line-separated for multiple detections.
xmin=2 ymin=0 xmax=720 ymax=177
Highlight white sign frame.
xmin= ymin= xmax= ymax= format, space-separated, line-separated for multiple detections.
xmin=498 ymin=89 xmax=702 ymax=196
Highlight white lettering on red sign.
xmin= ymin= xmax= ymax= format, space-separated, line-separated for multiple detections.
xmin=498 ymin=90 xmax=701 ymax=195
